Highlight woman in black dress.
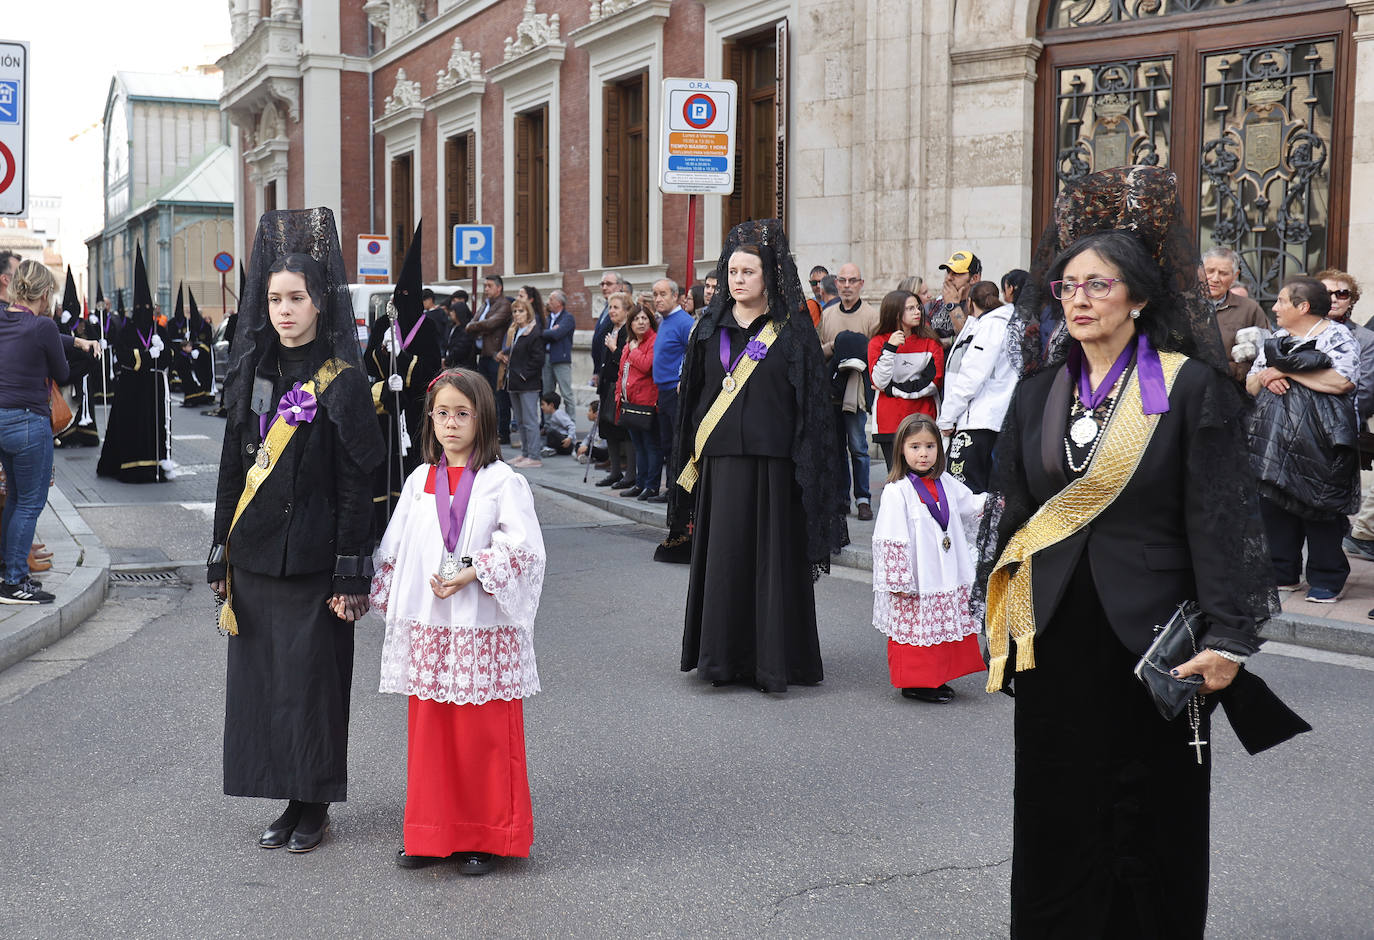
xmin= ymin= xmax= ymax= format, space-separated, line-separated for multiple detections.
xmin=207 ymin=208 xmax=385 ymax=853
xmin=672 ymin=219 xmax=847 ymax=693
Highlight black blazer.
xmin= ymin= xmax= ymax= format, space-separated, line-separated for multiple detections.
xmin=1011 ymin=357 xmax=1262 ymax=656
xmin=504 ymin=326 xmax=545 ymax=392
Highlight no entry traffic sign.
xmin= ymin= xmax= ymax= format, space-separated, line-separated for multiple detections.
xmin=0 ymin=39 xmax=28 ymax=216
xmin=213 ymin=251 xmax=234 ymax=273
xmin=659 ymin=78 xmax=736 ymax=196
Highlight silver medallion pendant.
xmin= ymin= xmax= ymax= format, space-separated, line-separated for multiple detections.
xmin=722 ymin=373 xmax=737 ymax=393
xmin=256 ymin=441 xmax=271 ymax=469
xmin=942 ymin=534 xmax=952 ymax=552
xmin=1069 ymin=415 xmax=1100 ymax=447
xmin=438 ymin=553 xmax=461 ymax=580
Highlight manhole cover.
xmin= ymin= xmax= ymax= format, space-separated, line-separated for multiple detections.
xmin=109 ymin=570 xmax=182 ymax=585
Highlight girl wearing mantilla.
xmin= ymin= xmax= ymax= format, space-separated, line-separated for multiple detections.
xmin=207 ymin=208 xmax=385 ymax=854
xmin=371 ymin=368 xmax=544 ymax=875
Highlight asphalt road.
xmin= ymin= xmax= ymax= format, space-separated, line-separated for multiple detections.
xmin=2 ymin=407 xmax=1371 ymax=938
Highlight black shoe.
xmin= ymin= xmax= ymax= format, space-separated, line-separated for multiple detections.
xmin=21 ymin=576 xmax=42 ymax=592
xmin=396 ymin=849 xmax=445 ymax=869
xmin=637 ymin=488 xmax=658 ymax=501
xmin=646 ymin=492 xmax=669 ymax=504
xmin=0 ymin=581 xmax=53 ymax=605
xmin=611 ymin=477 xmax=636 ymax=489
xmin=458 ymin=852 xmax=495 ymax=876
xmin=620 ymin=486 xmax=643 ymax=498
xmin=901 ymin=684 xmax=955 ymax=704
xmin=595 ymin=474 xmax=622 ymax=487
xmin=287 ymin=813 xmax=330 ymax=853
xmin=259 ymin=800 xmax=302 ymax=849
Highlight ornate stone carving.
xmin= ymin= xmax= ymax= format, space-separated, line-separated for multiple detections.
xmin=269 ymin=0 xmax=299 ymax=20
xmin=266 ymin=76 xmax=300 ymax=122
xmin=436 ymin=36 xmax=483 ymax=91
xmin=257 ymin=102 xmax=282 ymax=142
xmin=363 ymin=0 xmax=390 ymax=32
xmin=503 ymin=0 xmax=561 ymax=63
xmin=363 ymin=0 xmax=419 ymax=43
xmin=383 ymin=68 xmax=423 ymax=115
xmin=589 ymin=0 xmax=642 ymax=21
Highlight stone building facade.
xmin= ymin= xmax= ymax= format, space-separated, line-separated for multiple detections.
xmin=218 ymin=0 xmax=1374 ymax=326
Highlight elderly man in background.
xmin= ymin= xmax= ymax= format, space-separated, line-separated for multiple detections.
xmin=819 ymin=263 xmax=881 ymax=520
xmin=1203 ymin=248 xmax=1270 ymax=383
xmin=542 ymin=289 xmax=577 ymax=429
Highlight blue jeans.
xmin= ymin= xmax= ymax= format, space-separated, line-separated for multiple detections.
xmin=836 ymin=408 xmax=871 ymax=505
xmin=0 ymin=408 xmax=54 ymax=584
xmin=628 ymin=425 xmax=662 ymax=493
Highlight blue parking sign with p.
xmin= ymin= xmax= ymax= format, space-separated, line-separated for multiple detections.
xmin=453 ymin=224 xmax=494 ymax=266
xmin=0 ymin=81 xmax=18 ymax=124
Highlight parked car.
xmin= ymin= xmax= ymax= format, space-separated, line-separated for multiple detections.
xmin=349 ymin=282 xmax=458 ymax=346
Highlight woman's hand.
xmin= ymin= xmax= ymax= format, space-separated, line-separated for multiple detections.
xmin=210 ymin=579 xmax=226 ymax=600
xmin=328 ymin=594 xmax=369 ymax=621
xmin=74 ymin=337 xmax=102 ymax=359
xmin=1255 ymin=366 xmax=1289 ymax=395
xmin=1172 ymin=649 xmax=1240 ymax=693
xmin=496 ymin=351 xmax=509 ymax=365
xmin=605 ymin=333 xmax=618 ymax=351
xmin=429 ymin=566 xmax=477 ymax=599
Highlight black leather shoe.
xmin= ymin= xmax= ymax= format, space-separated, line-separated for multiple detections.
xmin=611 ymin=477 xmax=636 ymax=489
xmin=258 ymin=823 xmax=293 ymax=849
xmin=637 ymin=488 xmax=658 ymax=501
xmin=646 ymin=492 xmax=669 ymax=504
xmin=286 ymin=814 xmax=330 ymax=853
xmin=620 ymin=486 xmax=643 ymax=498
xmin=396 ymin=849 xmax=445 ymax=869
xmin=595 ymin=474 xmax=622 ymax=487
xmin=902 ymin=685 xmax=955 ymax=704
xmin=458 ymin=852 xmax=495 ymax=876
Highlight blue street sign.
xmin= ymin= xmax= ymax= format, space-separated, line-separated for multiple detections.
xmin=452 ymin=224 xmax=494 ymax=266
xmin=0 ymin=81 xmax=17 ymax=124
xmin=668 ymin=155 xmax=728 ymax=173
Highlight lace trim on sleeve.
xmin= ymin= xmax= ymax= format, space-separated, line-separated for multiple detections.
xmin=370 ymin=557 xmax=396 ymax=617
xmin=872 ymin=538 xmax=917 ymax=593
xmin=473 ymin=546 xmax=545 ymax=628
xmin=379 ymin=620 xmax=539 ymax=705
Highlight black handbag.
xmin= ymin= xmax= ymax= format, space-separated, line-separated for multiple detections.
xmin=618 ymin=401 xmax=656 ymax=431
xmin=1134 ymin=601 xmax=1206 ymax=721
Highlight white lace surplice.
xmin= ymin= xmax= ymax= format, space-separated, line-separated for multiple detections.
xmin=871 ymin=475 xmax=985 ymax=646
xmin=371 ymin=461 xmax=545 ymax=704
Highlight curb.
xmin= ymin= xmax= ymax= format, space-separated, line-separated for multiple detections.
xmin=525 ymin=471 xmax=1370 ymax=661
xmin=0 ymin=484 xmax=110 ymax=673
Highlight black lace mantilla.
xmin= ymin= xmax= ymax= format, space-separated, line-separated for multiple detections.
xmin=664 ymin=218 xmax=848 ymax=577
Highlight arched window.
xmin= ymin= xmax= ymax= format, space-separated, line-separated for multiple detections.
xmin=1047 ymin=0 xmax=1272 ymax=31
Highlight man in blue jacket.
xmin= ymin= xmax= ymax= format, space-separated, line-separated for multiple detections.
xmin=542 ymin=288 xmax=576 ymax=430
xmin=649 ymin=278 xmax=692 ymax=502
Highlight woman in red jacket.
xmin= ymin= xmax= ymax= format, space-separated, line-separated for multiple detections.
xmin=615 ymin=308 xmax=660 ymax=499
xmin=869 ymin=290 xmax=944 ymax=470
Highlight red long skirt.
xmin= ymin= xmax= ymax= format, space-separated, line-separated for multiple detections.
xmin=404 ymin=696 xmax=534 ymax=858
xmin=887 ymin=634 xmax=984 ymax=688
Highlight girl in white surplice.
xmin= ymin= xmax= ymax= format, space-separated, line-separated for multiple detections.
xmin=871 ymin=413 xmax=986 ymax=703
xmin=371 ymin=367 xmax=545 ymax=876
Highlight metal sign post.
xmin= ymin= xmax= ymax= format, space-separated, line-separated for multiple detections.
xmin=0 ymin=39 xmax=30 ymax=216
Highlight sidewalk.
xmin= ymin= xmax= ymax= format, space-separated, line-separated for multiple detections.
xmin=0 ymin=484 xmax=110 ymax=673
xmin=513 ymin=454 xmax=1374 ymax=658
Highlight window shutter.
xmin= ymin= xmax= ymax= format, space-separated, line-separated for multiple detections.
xmin=391 ymin=154 xmax=412 ymax=261
xmin=627 ymin=74 xmax=648 ymax=265
xmin=774 ymin=20 xmax=788 ymax=229
xmin=445 ymin=137 xmax=462 ymax=279
xmin=465 ymin=131 xmax=476 ymax=224
xmin=604 ymin=83 xmax=624 ymax=267
xmin=724 ymin=43 xmax=746 ymax=234
xmin=515 ymin=114 xmax=532 ymax=274
xmin=535 ymin=108 xmax=549 ymax=272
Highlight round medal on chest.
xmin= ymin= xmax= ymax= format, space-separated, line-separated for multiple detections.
xmin=1069 ymin=414 xmax=1100 ymax=446
xmin=438 ymin=553 xmax=461 ymax=580
xmin=256 ymin=442 xmax=271 ymax=469
xmin=942 ymin=534 xmax=952 ymax=552
xmin=722 ymin=374 xmax=737 ymax=393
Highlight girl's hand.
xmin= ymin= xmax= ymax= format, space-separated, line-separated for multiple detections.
xmin=890 ymin=329 xmax=905 ymax=346
xmin=429 ymin=567 xmax=477 ymax=599
xmin=328 ymin=594 xmax=369 ymax=621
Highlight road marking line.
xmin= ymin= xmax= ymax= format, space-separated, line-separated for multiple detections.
xmin=1258 ymin=641 xmax=1374 ymax=672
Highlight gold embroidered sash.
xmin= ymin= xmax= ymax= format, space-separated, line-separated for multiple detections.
xmin=984 ymin=352 xmax=1186 ymax=692
xmin=219 ymin=358 xmax=350 ymax=635
xmin=676 ymin=319 xmax=781 ymax=493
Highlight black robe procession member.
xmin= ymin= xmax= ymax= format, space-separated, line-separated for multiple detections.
xmin=973 ymin=167 xmax=1308 ymax=938
xmin=167 ymin=285 xmax=190 ymax=393
xmin=92 ymin=284 xmax=118 ymax=403
xmin=363 ymin=222 xmax=442 ymax=529
xmin=671 ymin=219 xmax=848 ymax=693
xmin=181 ymin=287 xmax=216 ymax=407
xmin=55 ymin=268 xmax=100 ymax=447
xmin=97 ymin=245 xmax=171 ymax=483
xmin=207 ymin=207 xmax=385 ymax=852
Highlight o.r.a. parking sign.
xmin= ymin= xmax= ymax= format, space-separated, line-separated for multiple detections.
xmin=659 ymin=78 xmax=737 ymax=196
xmin=0 ymin=39 xmax=29 ymax=216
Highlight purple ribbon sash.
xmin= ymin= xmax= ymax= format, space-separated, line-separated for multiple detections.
xmin=393 ymin=315 xmax=426 ymax=352
xmin=435 ymin=456 xmax=478 ymax=554
xmin=1067 ymin=333 xmax=1170 ymax=416
xmin=718 ymin=327 xmax=770 ymax=375
xmin=907 ymin=473 xmax=949 ymax=530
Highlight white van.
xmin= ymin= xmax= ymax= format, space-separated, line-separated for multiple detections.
xmin=348 ymin=283 xmax=461 ymax=347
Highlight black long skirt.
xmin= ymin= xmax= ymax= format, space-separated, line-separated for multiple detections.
xmin=680 ymin=455 xmax=822 ymax=692
xmin=224 ymin=567 xmax=354 ymax=803
xmin=1011 ymin=560 xmax=1210 ymax=939
xmin=95 ymin=369 xmax=167 ymax=483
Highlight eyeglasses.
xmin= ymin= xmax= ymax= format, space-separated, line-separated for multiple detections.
xmin=835 ymin=277 xmax=862 ymax=286
xmin=1050 ymin=278 xmax=1123 ymax=300
xmin=809 ymin=279 xmax=823 ymax=287
xmin=1329 ymin=288 xmax=1353 ymax=300
xmin=429 ymin=409 xmax=474 ymax=426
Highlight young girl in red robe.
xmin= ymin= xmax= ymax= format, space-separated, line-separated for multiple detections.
xmin=371 ymin=367 xmax=545 ymax=874
xmin=871 ymin=413 xmax=986 ymax=703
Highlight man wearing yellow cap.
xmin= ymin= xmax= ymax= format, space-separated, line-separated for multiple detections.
xmin=926 ymin=250 xmax=982 ymax=342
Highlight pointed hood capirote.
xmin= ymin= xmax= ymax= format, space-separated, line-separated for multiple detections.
xmin=391 ymin=222 xmax=424 ymax=334
xmin=131 ymin=244 xmax=154 ymax=333
xmin=96 ymin=281 xmax=105 ymax=306
xmin=62 ymin=267 xmax=81 ymax=316
xmin=172 ymin=282 xmax=185 ymax=328
xmin=187 ymin=286 xmax=205 ymax=337
xmin=222 ymin=207 xmax=385 ymax=474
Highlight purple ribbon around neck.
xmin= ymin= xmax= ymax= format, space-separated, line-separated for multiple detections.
xmin=435 ymin=455 xmax=478 ymax=554
xmin=392 ymin=315 xmax=426 ymax=352
xmin=1067 ymin=333 xmax=1169 ymax=415
xmin=258 ymin=382 xmax=318 ymax=438
xmin=907 ymin=473 xmax=950 ymax=530
xmin=719 ymin=329 xmax=770 ymax=375
xmin=136 ymin=327 xmax=153 ymax=349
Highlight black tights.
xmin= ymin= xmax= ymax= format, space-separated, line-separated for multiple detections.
xmin=271 ymin=799 xmax=328 ymax=832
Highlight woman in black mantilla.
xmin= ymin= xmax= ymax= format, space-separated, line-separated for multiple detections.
xmin=207 ymin=208 xmax=385 ymax=854
xmin=975 ymin=167 xmax=1306 ymax=937
xmin=671 ymin=219 xmax=847 ymax=693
